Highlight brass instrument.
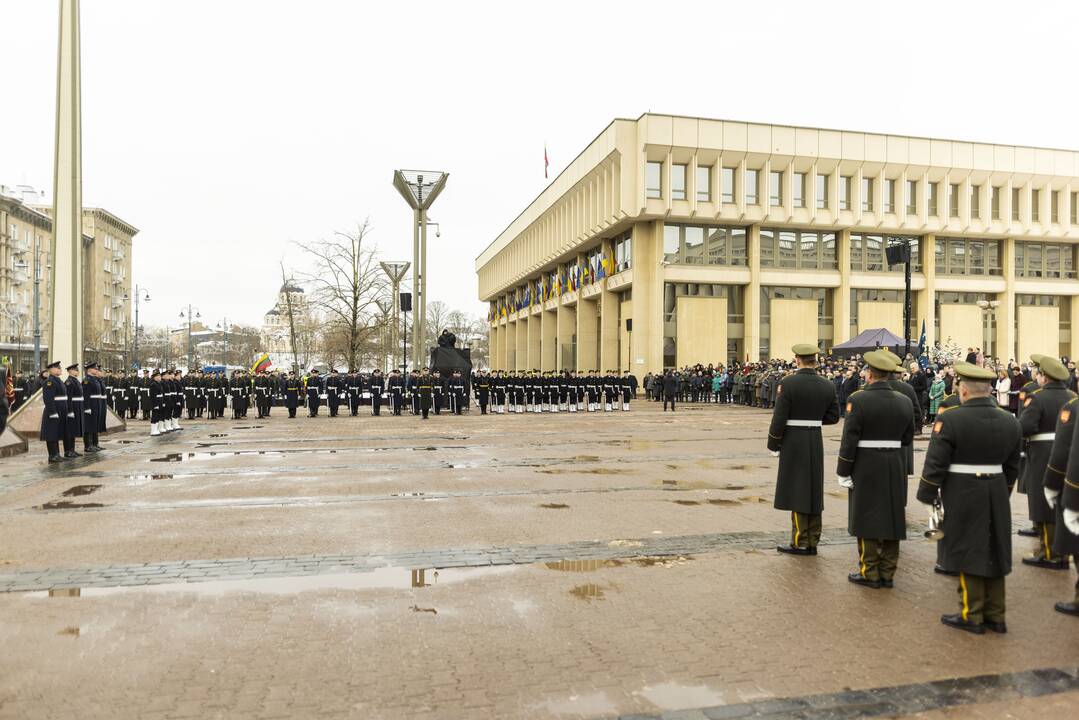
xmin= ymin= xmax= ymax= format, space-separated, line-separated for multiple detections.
xmin=924 ymin=495 xmax=945 ymax=541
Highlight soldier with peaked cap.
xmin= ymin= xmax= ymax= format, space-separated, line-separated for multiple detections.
xmin=63 ymin=363 xmax=84 ymax=458
xmin=881 ymin=349 xmax=920 ymax=485
xmin=769 ymin=344 xmax=841 ymax=556
xmin=838 ymin=350 xmax=914 ymax=589
xmin=39 ymin=361 xmax=68 ymax=462
xmin=282 ymin=371 xmax=300 ymax=418
xmin=305 ymin=368 xmax=322 ymax=417
xmin=1015 ymin=355 xmax=1044 ymax=538
xmin=82 ymin=362 xmax=106 ymax=453
xmin=1019 ymin=354 xmax=1076 ymax=569
xmin=369 ymin=369 xmax=385 ymax=416
xmin=149 ymin=369 xmax=164 ymax=436
xmin=1043 ymin=388 xmax=1079 ymax=616
xmin=917 ymin=361 xmax=1021 ymax=634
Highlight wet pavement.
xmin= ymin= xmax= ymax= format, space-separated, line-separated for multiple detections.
xmin=0 ymin=403 xmax=1077 ymax=719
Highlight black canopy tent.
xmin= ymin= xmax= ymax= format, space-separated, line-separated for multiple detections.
xmin=830 ymin=328 xmax=906 ymax=358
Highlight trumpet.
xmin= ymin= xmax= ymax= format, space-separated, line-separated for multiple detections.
xmin=924 ymin=496 xmax=945 ymax=541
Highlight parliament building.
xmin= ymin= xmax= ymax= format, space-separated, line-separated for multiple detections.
xmin=476 ymin=114 xmax=1079 ymax=372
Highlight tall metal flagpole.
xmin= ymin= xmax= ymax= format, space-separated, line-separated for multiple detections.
xmin=48 ymin=0 xmax=83 ymax=368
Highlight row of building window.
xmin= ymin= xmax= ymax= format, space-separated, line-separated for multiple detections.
xmin=645 ymin=161 xmax=1079 ymax=224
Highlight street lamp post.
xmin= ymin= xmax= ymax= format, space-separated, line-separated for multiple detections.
xmin=393 ymin=170 xmax=447 ymax=369
xmin=380 ymin=261 xmax=410 ymax=373
xmin=216 ymin=318 xmax=230 ymax=367
xmin=128 ymin=285 xmax=151 ymax=370
xmin=179 ymin=305 xmax=201 ymax=371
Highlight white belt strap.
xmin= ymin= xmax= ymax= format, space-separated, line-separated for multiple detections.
xmin=787 ymin=419 xmax=822 ymax=427
xmin=54 ymin=397 xmax=67 ymax=401
xmin=858 ymin=440 xmax=902 ymax=448
xmin=71 ymin=397 xmax=84 ymax=401
xmin=948 ymin=464 xmax=1003 ymax=474
xmin=90 ymin=394 xmax=106 ymax=399
xmin=1029 ymin=432 xmax=1055 ymax=442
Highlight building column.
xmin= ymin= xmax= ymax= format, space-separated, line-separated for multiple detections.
xmin=489 ymin=325 xmax=499 ymax=370
xmin=576 ymin=298 xmax=599 ymax=372
xmin=527 ymin=312 xmax=541 ymax=370
xmin=745 ymin=223 xmax=761 ymax=362
xmin=540 ymin=308 xmax=556 ymax=371
xmin=599 ymin=241 xmax=619 ymax=370
xmin=920 ymin=234 xmax=936 ymax=350
xmin=998 ymin=237 xmax=1016 ymax=362
xmin=833 ymin=228 xmax=852 ymax=347
xmin=515 ymin=318 xmax=527 ymax=371
xmin=556 ymin=302 xmax=576 ymax=370
xmin=630 ymin=221 xmax=664 ymax=372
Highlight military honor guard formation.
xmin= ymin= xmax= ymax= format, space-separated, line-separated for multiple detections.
xmin=768 ymin=343 xmax=1079 ymax=634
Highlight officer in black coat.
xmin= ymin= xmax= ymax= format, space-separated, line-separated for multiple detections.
xmin=839 ymin=351 xmax=914 ymax=589
xmin=326 ymin=369 xmax=342 ymax=417
xmin=80 ymin=363 xmax=106 ymax=452
xmin=1018 ymin=355 xmax=1076 ymax=569
xmin=917 ymin=361 xmax=1021 ymax=634
xmin=449 ymin=370 xmax=465 ymax=415
xmin=39 ymin=361 xmax=68 ymax=462
xmin=768 ymin=344 xmax=841 ymax=556
xmin=282 ymin=372 xmax=300 ymax=418
xmin=63 ymin=363 xmax=85 ymax=456
xmin=388 ymin=369 xmax=405 ymax=416
xmin=149 ymin=369 xmax=164 ymax=436
xmin=417 ymin=369 xmax=434 ymax=420
xmin=369 ymin=369 xmax=385 ymax=416
xmin=305 ymin=369 xmax=322 ymax=417
xmin=474 ymin=370 xmax=490 ymax=414
xmin=661 ymin=370 xmax=678 ymax=412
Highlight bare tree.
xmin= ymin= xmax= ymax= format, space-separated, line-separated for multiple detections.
xmin=279 ymin=261 xmax=303 ymax=374
xmin=295 ymin=220 xmax=386 ymax=371
xmin=425 ymin=300 xmax=451 ymax=348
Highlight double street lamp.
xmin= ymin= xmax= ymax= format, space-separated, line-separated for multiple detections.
xmin=393 ymin=169 xmax=448 ymax=369
xmin=126 ymin=285 xmax=151 ymax=370
xmin=179 ymin=305 xmax=202 ymax=371
xmin=380 ymin=260 xmax=410 ymax=372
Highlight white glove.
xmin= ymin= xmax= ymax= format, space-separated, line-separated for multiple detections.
xmin=49 ymin=413 xmax=59 ymax=419
xmin=1065 ymin=508 xmax=1079 ymax=535
xmin=770 ymin=450 xmax=780 ymax=457
xmin=837 ymin=476 xmax=853 ymax=489
xmin=1045 ymin=487 xmax=1060 ymax=509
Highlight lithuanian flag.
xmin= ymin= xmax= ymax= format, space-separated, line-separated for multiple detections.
xmin=251 ymin=353 xmax=272 ymax=373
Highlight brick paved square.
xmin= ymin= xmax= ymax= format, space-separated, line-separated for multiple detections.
xmin=1 ymin=404 xmax=1077 ymax=719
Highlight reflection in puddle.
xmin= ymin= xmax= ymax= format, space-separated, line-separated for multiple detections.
xmin=544 ymin=559 xmax=623 ymax=572
xmin=630 ymin=555 xmax=692 ymax=567
xmin=27 ymin=565 xmax=518 ymax=597
xmin=539 ymin=503 xmax=569 ymax=509
xmin=37 ymin=500 xmax=105 ymax=511
xmin=232 ymin=426 xmax=264 ymax=430
xmin=61 ymin=484 xmax=102 ymax=497
xmin=208 ymin=434 xmax=229 ymax=438
xmin=635 ymin=682 xmax=725 ymax=711
xmin=673 ymin=500 xmax=700 ymax=506
xmin=127 ymin=474 xmax=175 ymax=481
xmin=114 ymin=440 xmax=140 ymax=445
xmin=569 ymin=583 xmax=607 ymax=601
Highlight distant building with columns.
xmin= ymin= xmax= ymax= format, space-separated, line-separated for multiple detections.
xmin=476 ymin=113 xmax=1079 ymax=372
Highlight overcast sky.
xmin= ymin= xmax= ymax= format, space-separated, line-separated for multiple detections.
xmin=3 ymin=0 xmax=1079 ymax=329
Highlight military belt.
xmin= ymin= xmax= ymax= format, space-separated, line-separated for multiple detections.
xmin=786 ymin=420 xmax=822 ymax=427
xmin=53 ymin=397 xmax=67 ymax=401
xmin=857 ymin=440 xmax=901 ymax=448
xmin=89 ymin=395 xmax=106 ymax=399
xmin=1029 ymin=432 xmax=1055 ymax=442
xmin=948 ymin=464 xmax=1003 ymax=474
xmin=71 ymin=397 xmax=83 ymax=402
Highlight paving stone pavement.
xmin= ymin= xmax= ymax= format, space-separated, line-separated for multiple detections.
xmin=1 ymin=403 xmax=1078 ymax=719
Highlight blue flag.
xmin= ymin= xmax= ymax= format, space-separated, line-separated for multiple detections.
xmin=917 ymin=320 xmax=926 ymax=356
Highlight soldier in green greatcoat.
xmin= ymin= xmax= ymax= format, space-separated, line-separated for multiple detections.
xmin=917 ymin=362 xmax=1021 ymax=635
xmin=1044 ymin=392 xmax=1079 ymax=616
xmin=838 ymin=351 xmax=914 ymax=589
xmin=1018 ymin=355 xmax=1076 ymax=569
xmin=768 ymin=344 xmax=840 ymax=556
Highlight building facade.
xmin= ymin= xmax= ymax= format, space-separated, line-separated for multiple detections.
xmin=477 ymin=114 xmax=1079 ymax=372
xmin=261 ymin=281 xmax=310 ymax=370
xmin=0 ymin=185 xmax=137 ymax=371
xmin=0 ymin=188 xmax=53 ymax=371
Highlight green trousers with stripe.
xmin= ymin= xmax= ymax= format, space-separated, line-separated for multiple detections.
xmin=957 ymin=572 xmax=1006 ymax=624
xmin=791 ymin=512 xmax=822 ymax=549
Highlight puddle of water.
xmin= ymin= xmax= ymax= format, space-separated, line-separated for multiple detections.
xmin=630 ymin=555 xmax=692 ymax=567
xmin=568 ymin=583 xmax=607 ymax=601
xmin=722 ymin=484 xmax=747 ymax=491
xmin=232 ymin=426 xmax=264 ymax=429
xmin=37 ymin=501 xmax=105 ymax=511
xmin=114 ymin=440 xmax=140 ymax=445
xmin=635 ymin=682 xmax=725 ymax=711
xmin=707 ymin=498 xmax=741 ymax=506
xmin=673 ymin=500 xmax=700 ymax=506
xmin=57 ymin=626 xmax=80 ymax=637
xmin=27 ymin=565 xmax=518 ymax=597
xmin=662 ymin=479 xmax=678 ymax=486
xmin=543 ymin=691 xmax=618 ymax=717
xmin=544 ymin=559 xmax=623 ymax=572
xmin=738 ymin=496 xmax=771 ymax=504
xmin=539 ymin=503 xmax=569 ymax=509
xmin=127 ymin=474 xmax=175 ymax=482
xmin=150 ymin=451 xmax=287 ymax=463
xmin=409 ymin=605 xmax=437 ymax=615
xmin=208 ymin=434 xmax=229 ymax=438
xmin=61 ymin=484 xmax=102 ymax=497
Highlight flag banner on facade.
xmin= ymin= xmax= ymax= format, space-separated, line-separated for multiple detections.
xmin=544 ymin=145 xmax=549 ymax=179
xmin=251 ymin=353 xmax=272 ymax=373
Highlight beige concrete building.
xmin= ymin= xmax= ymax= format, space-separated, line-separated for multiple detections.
xmin=0 ymin=186 xmax=137 ymax=371
xmin=0 ymin=188 xmax=53 ymax=371
xmin=477 ymin=114 xmax=1079 ymax=372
